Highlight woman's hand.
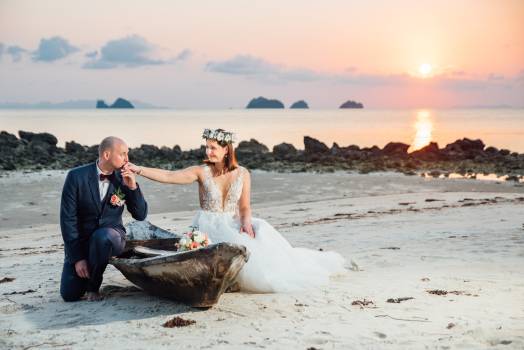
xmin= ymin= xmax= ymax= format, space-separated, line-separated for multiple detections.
xmin=240 ymin=224 xmax=255 ymax=238
xmin=124 ymin=162 xmax=142 ymax=175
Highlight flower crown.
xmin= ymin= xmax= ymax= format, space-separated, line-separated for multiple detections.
xmin=202 ymin=128 xmax=236 ymax=144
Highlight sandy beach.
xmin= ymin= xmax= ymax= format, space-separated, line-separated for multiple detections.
xmin=1 ymin=170 xmax=523 ymax=349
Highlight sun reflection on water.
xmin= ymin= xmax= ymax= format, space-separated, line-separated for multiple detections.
xmin=408 ymin=110 xmax=433 ymax=152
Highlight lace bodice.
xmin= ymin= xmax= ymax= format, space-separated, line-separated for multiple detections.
xmin=199 ymin=165 xmax=245 ymax=214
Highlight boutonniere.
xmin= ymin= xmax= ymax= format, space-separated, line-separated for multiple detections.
xmin=110 ymin=187 xmax=126 ymax=207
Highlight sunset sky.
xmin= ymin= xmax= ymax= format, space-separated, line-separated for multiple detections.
xmin=1 ymin=0 xmax=523 ymax=108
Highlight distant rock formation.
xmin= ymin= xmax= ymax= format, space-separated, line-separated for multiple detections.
xmin=339 ymin=100 xmax=364 ymax=109
xmin=246 ymin=97 xmax=284 ymax=109
xmin=290 ymin=100 xmax=309 ymax=109
xmin=96 ymin=98 xmax=134 ymax=109
xmin=96 ymin=100 xmax=109 ymax=108
xmin=111 ymin=98 xmax=134 ymax=108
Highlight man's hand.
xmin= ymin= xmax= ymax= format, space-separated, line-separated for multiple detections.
xmin=75 ymin=259 xmax=90 ymax=279
xmin=121 ymin=165 xmax=137 ymax=190
xmin=240 ymin=224 xmax=256 ymax=238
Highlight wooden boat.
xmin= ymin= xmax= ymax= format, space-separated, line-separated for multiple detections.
xmin=109 ymin=221 xmax=249 ymax=307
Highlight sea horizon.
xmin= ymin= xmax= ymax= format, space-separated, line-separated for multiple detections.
xmin=1 ymin=107 xmax=523 ymax=152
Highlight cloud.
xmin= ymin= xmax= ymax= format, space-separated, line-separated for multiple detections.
xmin=32 ymin=36 xmax=79 ymax=62
xmin=85 ymin=50 xmax=98 ymax=59
xmin=205 ymin=54 xmax=523 ymax=92
xmin=0 ymin=43 xmax=29 ymax=62
xmin=7 ymin=45 xmax=28 ymax=62
xmin=174 ymin=49 xmax=191 ymax=61
xmin=84 ymin=35 xmax=168 ymax=69
xmin=205 ymin=54 xmax=323 ymax=82
xmin=205 ymin=54 xmax=410 ymax=84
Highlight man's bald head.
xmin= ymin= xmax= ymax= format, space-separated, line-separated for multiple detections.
xmin=98 ymin=136 xmax=126 ymax=157
xmin=98 ymin=136 xmax=130 ymax=171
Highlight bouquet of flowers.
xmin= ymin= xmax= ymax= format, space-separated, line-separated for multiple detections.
xmin=176 ymin=227 xmax=211 ymax=251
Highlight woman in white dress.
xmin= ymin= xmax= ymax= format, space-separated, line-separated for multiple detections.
xmin=122 ymin=128 xmax=346 ymax=292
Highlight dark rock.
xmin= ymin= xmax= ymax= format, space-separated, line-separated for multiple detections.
xmin=18 ymin=131 xmax=58 ymax=145
xmin=304 ymin=136 xmax=329 ymax=155
xmin=361 ymin=145 xmax=382 ymax=157
xmin=173 ymin=145 xmax=182 ymax=156
xmin=443 ymin=138 xmax=485 ymax=159
xmin=484 ymin=146 xmax=499 ymax=155
xmin=290 ymin=100 xmax=309 ymax=109
xmin=186 ymin=146 xmax=206 ymax=160
xmin=96 ymin=100 xmax=109 ymax=108
xmin=410 ymin=142 xmax=441 ymax=161
xmin=110 ymin=98 xmax=134 ymax=109
xmin=339 ymin=100 xmax=364 ymax=109
xmin=382 ymin=142 xmax=409 ymax=157
xmin=0 ymin=131 xmax=21 ymax=148
xmin=130 ymin=145 xmax=163 ymax=162
xmin=330 ymin=142 xmax=342 ymax=156
xmin=246 ymin=97 xmax=284 ymax=109
xmin=499 ymin=149 xmax=510 ymax=156
xmin=236 ymin=139 xmax=269 ymax=154
xmin=273 ymin=142 xmax=297 ymax=160
xmin=65 ymin=141 xmax=86 ymax=154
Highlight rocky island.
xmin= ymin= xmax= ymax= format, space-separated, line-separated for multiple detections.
xmin=339 ymin=100 xmax=364 ymax=109
xmin=246 ymin=97 xmax=285 ymax=109
xmin=290 ymin=100 xmax=309 ymax=109
xmin=96 ymin=98 xmax=135 ymax=109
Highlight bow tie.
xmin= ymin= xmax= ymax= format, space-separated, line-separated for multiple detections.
xmin=99 ymin=173 xmax=115 ymax=182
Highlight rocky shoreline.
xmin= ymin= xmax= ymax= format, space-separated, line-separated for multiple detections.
xmin=1 ymin=130 xmax=523 ymax=179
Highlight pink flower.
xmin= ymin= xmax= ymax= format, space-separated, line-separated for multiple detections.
xmin=110 ymin=195 xmax=120 ymax=205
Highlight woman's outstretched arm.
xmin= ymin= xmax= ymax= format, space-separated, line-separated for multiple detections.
xmin=238 ymin=168 xmax=255 ymax=238
xmin=125 ymin=162 xmax=200 ymax=185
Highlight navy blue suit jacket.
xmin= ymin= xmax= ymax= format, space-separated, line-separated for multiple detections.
xmin=60 ymin=162 xmax=148 ymax=264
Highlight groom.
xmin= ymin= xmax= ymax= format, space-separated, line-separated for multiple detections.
xmin=60 ymin=136 xmax=148 ymax=302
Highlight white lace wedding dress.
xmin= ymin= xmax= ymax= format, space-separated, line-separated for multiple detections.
xmin=191 ymin=165 xmax=346 ymax=293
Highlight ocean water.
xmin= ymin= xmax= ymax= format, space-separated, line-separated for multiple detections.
xmin=0 ymin=108 xmax=523 ymax=152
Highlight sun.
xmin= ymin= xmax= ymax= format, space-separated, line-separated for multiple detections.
xmin=418 ymin=63 xmax=433 ymax=77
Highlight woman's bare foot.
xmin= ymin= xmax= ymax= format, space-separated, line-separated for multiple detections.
xmin=86 ymin=291 xmax=103 ymax=301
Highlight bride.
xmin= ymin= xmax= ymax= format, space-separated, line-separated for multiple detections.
xmin=122 ymin=128 xmax=346 ymax=293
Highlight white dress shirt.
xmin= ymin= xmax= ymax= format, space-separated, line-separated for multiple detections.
xmin=96 ymin=161 xmax=113 ymax=201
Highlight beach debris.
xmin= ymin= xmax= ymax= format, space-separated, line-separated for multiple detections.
xmin=21 ymin=342 xmax=75 ymax=349
xmin=0 ymin=277 xmax=15 ymax=283
xmin=427 ymin=289 xmax=448 ymax=295
xmin=447 ymin=322 xmax=456 ymax=329
xmin=374 ymin=332 xmax=387 ymax=339
xmin=425 ymin=198 xmax=444 ymax=202
xmin=386 ymin=297 xmax=414 ymax=303
xmin=350 ymin=259 xmax=360 ymax=271
xmin=398 ymin=202 xmax=415 ymax=206
xmin=375 ymin=314 xmax=430 ymax=322
xmin=3 ymin=289 xmax=36 ymax=295
xmin=162 ymin=316 xmax=196 ymax=328
xmin=380 ymin=247 xmax=400 ymax=250
xmin=421 ymin=277 xmax=430 ymax=282
xmin=351 ymin=298 xmax=375 ymax=308
xmin=427 ymin=289 xmax=478 ymax=297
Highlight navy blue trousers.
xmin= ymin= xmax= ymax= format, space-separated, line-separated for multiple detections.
xmin=60 ymin=228 xmax=125 ymax=302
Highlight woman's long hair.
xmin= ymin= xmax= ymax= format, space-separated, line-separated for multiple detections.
xmin=203 ymin=130 xmax=238 ymax=172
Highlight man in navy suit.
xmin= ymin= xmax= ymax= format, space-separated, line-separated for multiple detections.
xmin=60 ymin=136 xmax=148 ymax=301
